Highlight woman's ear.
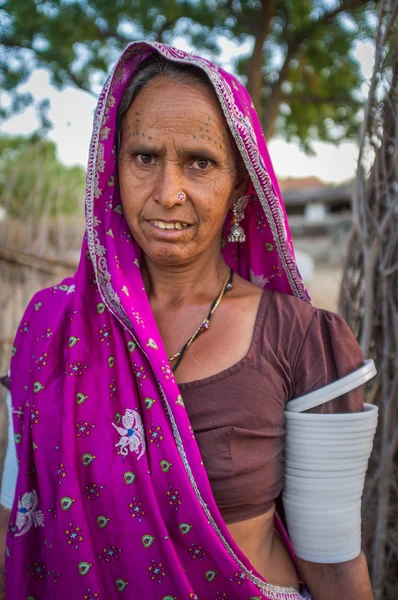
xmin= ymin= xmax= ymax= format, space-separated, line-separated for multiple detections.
xmin=226 ymin=131 xmax=250 ymax=208
xmin=231 ymin=157 xmax=250 ymax=205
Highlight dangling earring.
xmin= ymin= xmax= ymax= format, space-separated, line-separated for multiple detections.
xmin=228 ymin=195 xmax=249 ymax=243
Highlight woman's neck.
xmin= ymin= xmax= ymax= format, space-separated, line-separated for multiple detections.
xmin=142 ymin=253 xmax=229 ymax=308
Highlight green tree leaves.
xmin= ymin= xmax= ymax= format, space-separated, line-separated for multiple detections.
xmin=0 ymin=0 xmax=378 ymax=151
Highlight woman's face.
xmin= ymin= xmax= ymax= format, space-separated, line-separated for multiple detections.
xmin=117 ymin=76 xmax=243 ymax=267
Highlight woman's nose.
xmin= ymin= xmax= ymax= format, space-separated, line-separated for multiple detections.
xmin=153 ymin=164 xmax=185 ymax=208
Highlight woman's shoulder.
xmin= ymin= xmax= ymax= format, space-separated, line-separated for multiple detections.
xmin=10 ymin=277 xmax=76 ymax=366
xmin=257 ymin=288 xmax=358 ymax=362
xmin=20 ymin=277 xmax=76 ymax=325
xmin=261 ymin=287 xmax=317 ymax=330
xmin=261 ymin=287 xmax=350 ymax=328
xmin=232 ymin=277 xmax=332 ymax=343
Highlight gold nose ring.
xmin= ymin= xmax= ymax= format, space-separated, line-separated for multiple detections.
xmin=176 ymin=191 xmax=187 ymax=203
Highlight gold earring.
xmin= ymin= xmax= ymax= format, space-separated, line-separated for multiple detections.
xmin=228 ymin=195 xmax=249 ymax=243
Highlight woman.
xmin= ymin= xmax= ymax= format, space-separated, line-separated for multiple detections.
xmin=1 ymin=42 xmax=373 ymax=599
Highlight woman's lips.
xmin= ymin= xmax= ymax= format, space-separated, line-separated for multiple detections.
xmin=145 ymin=220 xmax=193 ymax=237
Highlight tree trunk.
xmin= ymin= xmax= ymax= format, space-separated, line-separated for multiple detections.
xmin=261 ymin=89 xmax=281 ymax=140
xmin=245 ymin=0 xmax=276 ymax=116
xmin=339 ymin=3 xmax=398 ymax=597
xmin=261 ymin=50 xmax=294 ymax=139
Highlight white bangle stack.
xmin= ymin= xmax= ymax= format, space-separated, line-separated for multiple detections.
xmin=283 ymin=360 xmax=378 ymax=563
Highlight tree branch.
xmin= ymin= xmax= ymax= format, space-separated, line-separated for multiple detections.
xmin=224 ymin=0 xmax=258 ymax=28
xmin=378 ymin=194 xmax=398 ymax=237
xmin=61 ymin=68 xmax=95 ymax=96
xmin=95 ymin=26 xmax=130 ymax=45
xmin=291 ymin=0 xmax=372 ymax=48
xmin=0 ymin=36 xmax=33 ymax=50
xmin=262 ymin=0 xmax=372 ymax=135
xmin=154 ymin=21 xmax=175 ymax=43
xmin=1 ymin=34 xmax=99 ymax=96
xmin=245 ymin=0 xmax=276 ymax=113
xmin=282 ymin=94 xmax=362 ymax=105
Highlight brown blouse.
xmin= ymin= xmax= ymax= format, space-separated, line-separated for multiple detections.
xmin=179 ymin=290 xmax=364 ymax=525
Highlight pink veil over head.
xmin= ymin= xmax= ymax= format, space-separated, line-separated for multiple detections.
xmin=6 ymin=42 xmax=310 ymax=600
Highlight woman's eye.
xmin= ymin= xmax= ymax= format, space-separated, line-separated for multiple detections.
xmin=136 ymin=154 xmax=153 ymax=165
xmin=192 ymin=158 xmax=212 ymax=170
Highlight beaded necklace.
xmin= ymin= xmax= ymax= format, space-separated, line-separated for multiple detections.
xmin=169 ymin=268 xmax=233 ymax=372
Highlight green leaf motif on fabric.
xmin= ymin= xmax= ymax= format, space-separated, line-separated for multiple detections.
xmin=34 ymin=302 xmax=42 ymax=311
xmin=178 ymin=523 xmax=192 ymax=535
xmin=115 ymin=411 xmax=122 ymax=424
xmin=123 ymin=471 xmax=136 ymax=485
xmin=60 ymin=496 xmax=75 ymax=511
xmin=108 ymin=355 xmax=115 ymax=368
xmin=76 ymin=392 xmax=88 ymax=405
xmin=144 ymin=397 xmax=156 ymax=410
xmin=162 ymin=596 xmax=176 ymax=600
xmin=115 ymin=578 xmax=129 ymax=592
xmin=68 ymin=336 xmax=80 ymax=348
xmin=127 ymin=341 xmax=137 ymax=353
xmin=205 ymin=570 xmax=218 ymax=582
xmin=14 ymin=433 xmax=21 ymax=444
xmin=160 ymin=459 xmax=172 ymax=473
xmin=114 ymin=204 xmax=123 ymax=215
xmin=77 ymin=562 xmax=92 ymax=576
xmin=141 ymin=534 xmax=155 ymax=548
xmin=96 ymin=515 xmax=110 ymax=529
xmin=146 ymin=338 xmax=158 ymax=350
xmin=82 ymin=453 xmax=96 ymax=466
xmin=96 ymin=302 xmax=106 ymax=314
xmin=33 ymin=381 xmax=44 ymax=393
xmin=175 ymin=395 xmax=184 ymax=407
xmin=11 ymin=346 xmax=17 ymax=356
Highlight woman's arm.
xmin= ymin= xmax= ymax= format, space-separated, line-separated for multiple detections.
xmin=289 ymin=311 xmax=374 ymax=599
xmin=297 ymin=553 xmax=373 ymax=600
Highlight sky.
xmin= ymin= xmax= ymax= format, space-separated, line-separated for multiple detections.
xmin=2 ymin=38 xmax=375 ymax=185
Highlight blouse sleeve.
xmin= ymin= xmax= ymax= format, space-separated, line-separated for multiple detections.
xmin=292 ymin=309 xmax=364 ymax=413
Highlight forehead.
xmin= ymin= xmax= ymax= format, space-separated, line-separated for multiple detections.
xmin=123 ymin=76 xmax=229 ymax=137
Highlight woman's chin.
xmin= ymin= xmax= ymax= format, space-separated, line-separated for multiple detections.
xmin=135 ymin=229 xmax=220 ymax=268
xmin=143 ymin=243 xmax=196 ymax=267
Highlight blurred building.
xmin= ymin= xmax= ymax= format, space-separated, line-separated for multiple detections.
xmin=280 ymin=177 xmax=353 ymax=265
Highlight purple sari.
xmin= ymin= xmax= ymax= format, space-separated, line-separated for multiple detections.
xmin=5 ymin=42 xmax=312 ymax=599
